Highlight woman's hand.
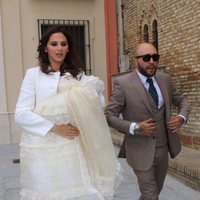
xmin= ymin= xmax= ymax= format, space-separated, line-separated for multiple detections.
xmin=51 ymin=124 xmax=80 ymax=139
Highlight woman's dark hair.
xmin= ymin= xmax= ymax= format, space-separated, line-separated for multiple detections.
xmin=37 ymin=25 xmax=84 ymax=78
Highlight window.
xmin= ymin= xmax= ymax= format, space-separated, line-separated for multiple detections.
xmin=143 ymin=24 xmax=149 ymax=42
xmin=38 ymin=19 xmax=91 ymax=75
xmin=152 ymin=20 xmax=158 ymax=50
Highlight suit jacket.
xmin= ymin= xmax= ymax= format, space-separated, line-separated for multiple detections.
xmin=15 ymin=67 xmax=60 ymax=137
xmin=105 ymin=70 xmax=190 ymax=170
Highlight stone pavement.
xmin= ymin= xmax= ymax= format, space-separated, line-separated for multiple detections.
xmin=0 ymin=144 xmax=20 ymax=200
xmin=0 ymin=144 xmax=200 ymax=200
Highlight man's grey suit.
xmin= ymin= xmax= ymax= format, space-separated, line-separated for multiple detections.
xmin=105 ymin=70 xmax=190 ymax=198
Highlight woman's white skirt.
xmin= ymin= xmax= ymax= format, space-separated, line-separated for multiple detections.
xmin=20 ymin=134 xmax=109 ymax=200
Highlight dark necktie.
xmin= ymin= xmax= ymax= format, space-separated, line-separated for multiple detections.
xmin=146 ymin=78 xmax=159 ymax=106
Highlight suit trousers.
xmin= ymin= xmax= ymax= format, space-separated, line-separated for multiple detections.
xmin=134 ymin=146 xmax=168 ymax=200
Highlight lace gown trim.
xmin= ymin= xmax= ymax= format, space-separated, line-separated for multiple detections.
xmin=20 ymin=76 xmax=121 ymax=200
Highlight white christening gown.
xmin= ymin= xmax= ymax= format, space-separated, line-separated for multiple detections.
xmin=19 ymin=75 xmax=120 ymax=200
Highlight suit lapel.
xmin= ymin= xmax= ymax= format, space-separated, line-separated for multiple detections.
xmin=155 ymin=74 xmax=170 ymax=120
xmin=128 ymin=70 xmax=154 ymax=114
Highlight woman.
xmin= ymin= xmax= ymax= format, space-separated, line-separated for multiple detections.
xmin=15 ymin=26 xmax=120 ymax=200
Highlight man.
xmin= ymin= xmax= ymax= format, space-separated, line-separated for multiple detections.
xmin=105 ymin=43 xmax=190 ymax=200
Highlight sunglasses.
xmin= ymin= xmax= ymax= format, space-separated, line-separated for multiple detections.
xmin=135 ymin=54 xmax=160 ymax=62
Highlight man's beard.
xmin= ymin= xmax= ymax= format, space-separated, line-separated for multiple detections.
xmin=138 ymin=63 xmax=157 ymax=77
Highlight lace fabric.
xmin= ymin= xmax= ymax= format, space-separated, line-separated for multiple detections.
xmin=20 ymin=188 xmax=105 ymax=200
xmin=20 ymin=77 xmax=121 ymax=200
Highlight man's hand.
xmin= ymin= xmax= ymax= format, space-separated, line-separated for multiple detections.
xmin=137 ymin=118 xmax=156 ymax=136
xmin=167 ymin=115 xmax=184 ymax=133
xmin=51 ymin=124 xmax=80 ymax=139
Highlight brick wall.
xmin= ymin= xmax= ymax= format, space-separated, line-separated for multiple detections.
xmin=121 ymin=0 xmax=200 ymax=148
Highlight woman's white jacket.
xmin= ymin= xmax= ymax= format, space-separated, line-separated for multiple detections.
xmin=15 ymin=67 xmax=61 ymax=137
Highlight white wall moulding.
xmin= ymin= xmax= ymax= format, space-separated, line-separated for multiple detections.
xmin=0 ymin=10 xmax=7 ymax=114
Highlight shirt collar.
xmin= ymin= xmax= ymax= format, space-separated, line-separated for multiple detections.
xmin=136 ymin=69 xmax=156 ymax=84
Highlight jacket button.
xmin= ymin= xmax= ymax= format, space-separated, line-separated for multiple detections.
xmin=152 ymin=136 xmax=155 ymax=139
